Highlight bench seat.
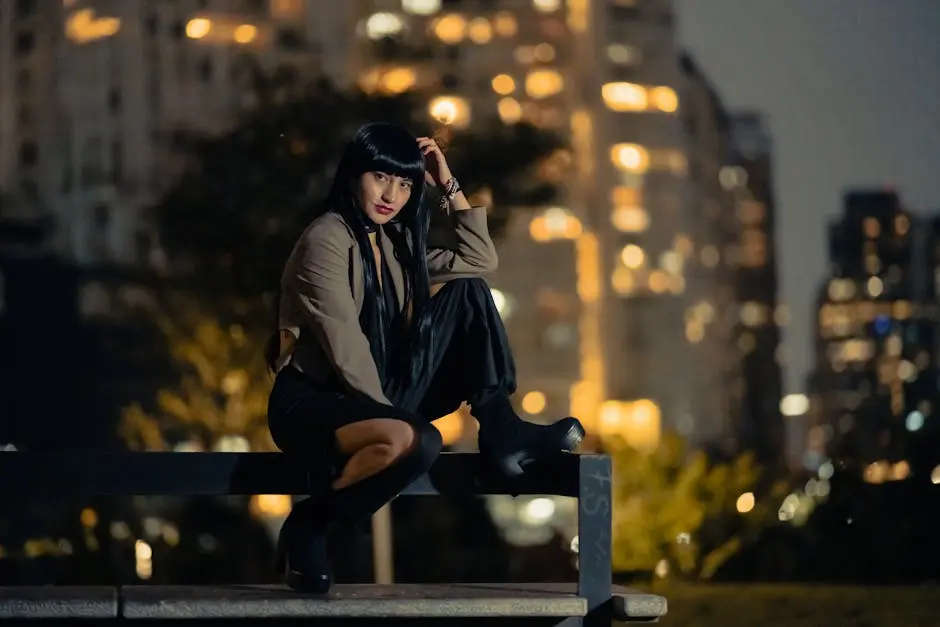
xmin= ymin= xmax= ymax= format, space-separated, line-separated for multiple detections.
xmin=0 ymin=583 xmax=666 ymax=621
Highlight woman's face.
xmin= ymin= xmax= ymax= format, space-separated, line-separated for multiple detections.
xmin=358 ymin=171 xmax=413 ymax=225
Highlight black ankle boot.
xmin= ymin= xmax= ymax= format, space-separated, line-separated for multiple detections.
xmin=274 ymin=500 xmax=333 ymax=594
xmin=473 ymin=393 xmax=585 ymax=478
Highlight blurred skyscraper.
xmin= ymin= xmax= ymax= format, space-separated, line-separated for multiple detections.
xmin=679 ymin=55 xmax=785 ymax=464
xmin=726 ymin=112 xmax=785 ymax=468
xmin=808 ymin=190 xmax=938 ymax=480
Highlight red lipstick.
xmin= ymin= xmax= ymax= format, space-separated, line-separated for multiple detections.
xmin=375 ymin=204 xmax=395 ymax=215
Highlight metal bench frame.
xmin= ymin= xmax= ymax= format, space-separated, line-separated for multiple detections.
xmin=0 ymin=451 xmax=663 ymax=624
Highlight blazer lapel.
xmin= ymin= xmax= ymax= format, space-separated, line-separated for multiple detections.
xmin=378 ymin=226 xmax=406 ymax=312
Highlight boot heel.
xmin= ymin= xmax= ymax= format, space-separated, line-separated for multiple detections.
xmin=285 ymin=561 xmax=332 ymax=595
xmin=274 ymin=545 xmax=286 ymax=574
xmin=495 ymin=450 xmax=528 ymax=478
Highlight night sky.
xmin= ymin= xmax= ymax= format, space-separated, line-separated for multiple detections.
xmin=676 ymin=0 xmax=940 ymax=393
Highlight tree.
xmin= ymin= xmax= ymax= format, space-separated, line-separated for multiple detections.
xmin=608 ymin=431 xmax=787 ymax=580
xmin=153 ymin=75 xmax=567 ymax=327
xmin=119 ymin=300 xmax=274 ymax=453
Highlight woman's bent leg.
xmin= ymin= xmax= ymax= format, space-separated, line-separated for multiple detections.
xmin=394 ymin=277 xmax=585 ymax=477
xmin=267 ymin=368 xmax=442 ymax=593
xmin=331 ymin=418 xmax=416 ymax=490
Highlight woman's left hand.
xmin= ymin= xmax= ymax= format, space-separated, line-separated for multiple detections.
xmin=417 ymin=136 xmax=453 ymax=188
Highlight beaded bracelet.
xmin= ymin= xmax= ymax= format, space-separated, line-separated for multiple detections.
xmin=439 ymin=177 xmax=461 ymax=209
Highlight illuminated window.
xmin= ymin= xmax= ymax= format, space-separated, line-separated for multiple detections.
xmin=610 ymin=186 xmax=640 ymax=207
xmin=700 ymin=244 xmax=719 ymax=268
xmin=497 ymin=97 xmax=522 ymax=124
xmin=673 ymin=234 xmax=693 ymax=257
xmin=65 ymin=9 xmax=120 ymax=44
xmin=491 ymin=74 xmax=515 ymax=95
xmin=828 ymin=279 xmax=855 ymax=301
xmin=895 ymin=214 xmax=911 ymax=235
xmin=659 ymin=251 xmax=683 ymax=274
xmin=607 ymin=44 xmax=640 ymax=65
xmin=649 ymin=86 xmax=678 ymax=112
xmin=533 ymin=43 xmax=555 ymax=62
xmin=233 ymin=24 xmax=257 ymax=44
xmin=893 ymin=300 xmax=912 ymax=319
xmin=493 ymin=11 xmax=518 ymax=36
xmin=428 ymin=96 xmax=470 ymax=127
xmin=468 ymin=17 xmax=492 ymax=43
xmin=610 ymin=143 xmax=649 ymax=173
xmin=601 ymin=82 xmax=647 ymax=112
xmin=567 ymin=0 xmax=588 ymax=32
xmin=740 ymin=229 xmax=767 ymax=267
xmin=611 ymin=206 xmax=649 ymax=233
xmin=719 ymin=166 xmax=746 ymax=190
xmin=514 ymin=45 xmax=535 ymax=64
xmin=186 ymin=18 xmax=211 ymax=39
xmin=533 ymin=0 xmax=561 ymax=12
xmin=270 ymin=0 xmax=302 ymax=18
xmin=378 ymin=67 xmax=417 ymax=94
xmin=649 ymin=149 xmax=687 ymax=175
xmin=402 ymin=0 xmax=441 ymax=15
xmin=739 ymin=301 xmax=766 ymax=326
xmin=737 ymin=200 xmax=765 ymax=224
xmin=365 ymin=12 xmax=404 ymax=39
xmin=525 ymin=69 xmax=564 ymax=99
xmin=648 ymin=270 xmax=669 ymax=293
xmin=611 ymin=266 xmax=635 ymax=295
xmin=620 ymin=244 xmax=645 ymax=269
xmin=529 ymin=207 xmax=582 ymax=242
xmin=432 ymin=14 xmax=466 ymax=43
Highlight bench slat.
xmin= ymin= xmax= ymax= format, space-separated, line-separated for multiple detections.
xmin=611 ymin=585 xmax=669 ymax=621
xmin=0 ymin=452 xmax=582 ymax=498
xmin=121 ymin=583 xmax=587 ymax=619
xmin=0 ymin=586 xmax=118 ymax=619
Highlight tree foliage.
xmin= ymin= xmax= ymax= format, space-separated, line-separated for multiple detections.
xmin=153 ymin=75 xmax=567 ymax=325
xmin=608 ymin=431 xmax=787 ymax=579
xmin=119 ymin=301 xmax=274 ymax=453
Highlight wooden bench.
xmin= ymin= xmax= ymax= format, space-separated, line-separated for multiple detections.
xmin=0 ymin=451 xmax=667 ymax=625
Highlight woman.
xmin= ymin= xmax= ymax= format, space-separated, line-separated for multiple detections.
xmin=266 ymin=122 xmax=585 ymax=593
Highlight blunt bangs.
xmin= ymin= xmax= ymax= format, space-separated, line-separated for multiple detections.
xmin=356 ymin=122 xmax=425 ymax=185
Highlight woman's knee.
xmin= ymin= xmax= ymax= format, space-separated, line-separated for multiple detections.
xmin=334 ymin=416 xmax=441 ymax=470
xmin=335 ymin=417 xmax=415 ymax=460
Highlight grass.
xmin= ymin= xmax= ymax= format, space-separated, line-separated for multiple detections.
xmin=634 ymin=583 xmax=940 ymax=627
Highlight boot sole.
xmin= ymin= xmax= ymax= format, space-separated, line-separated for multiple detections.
xmin=275 ymin=543 xmax=332 ymax=595
xmin=285 ymin=567 xmax=332 ymax=595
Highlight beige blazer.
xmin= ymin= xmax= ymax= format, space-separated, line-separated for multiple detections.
xmin=276 ymin=206 xmax=498 ymax=406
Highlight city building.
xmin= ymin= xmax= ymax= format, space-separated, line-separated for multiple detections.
xmin=680 ymin=56 xmax=786 ymax=464
xmin=808 ymin=190 xmax=936 ymax=480
xmin=725 ymin=112 xmax=785 ymax=468
xmin=1 ymin=0 xmax=334 ymax=267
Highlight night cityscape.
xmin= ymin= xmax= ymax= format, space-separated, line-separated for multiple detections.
xmin=1 ymin=0 xmax=939 ymax=625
